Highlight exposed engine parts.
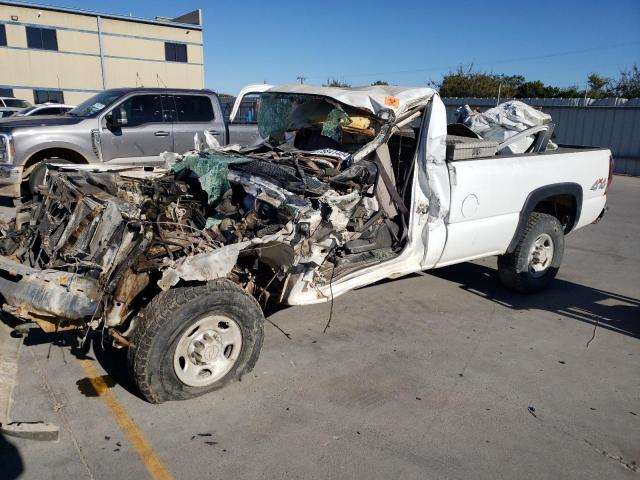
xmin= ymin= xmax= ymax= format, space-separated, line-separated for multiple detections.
xmin=0 ymin=90 xmax=424 ymax=345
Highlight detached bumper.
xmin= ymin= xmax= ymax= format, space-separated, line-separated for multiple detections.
xmin=0 ymin=256 xmax=99 ymax=321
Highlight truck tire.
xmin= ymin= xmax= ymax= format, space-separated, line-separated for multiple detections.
xmin=127 ymin=280 xmax=264 ymax=403
xmin=27 ymin=158 xmax=72 ymax=196
xmin=497 ymin=212 xmax=565 ymax=293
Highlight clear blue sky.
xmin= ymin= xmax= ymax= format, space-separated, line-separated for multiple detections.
xmin=33 ymin=0 xmax=640 ymax=94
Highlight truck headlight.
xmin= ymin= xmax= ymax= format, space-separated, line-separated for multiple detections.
xmin=0 ymin=134 xmax=13 ymax=164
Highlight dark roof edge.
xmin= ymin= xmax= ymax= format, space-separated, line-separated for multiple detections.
xmin=0 ymin=0 xmax=203 ymax=29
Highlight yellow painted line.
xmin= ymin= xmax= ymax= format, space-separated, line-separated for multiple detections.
xmin=77 ymin=359 xmax=173 ymax=480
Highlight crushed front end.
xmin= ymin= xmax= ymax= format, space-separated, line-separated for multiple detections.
xmin=0 ymin=90 xmax=424 ymax=343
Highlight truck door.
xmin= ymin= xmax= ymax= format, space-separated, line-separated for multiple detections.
xmin=167 ymin=94 xmax=226 ymax=153
xmin=228 ymin=93 xmax=264 ymax=146
xmin=100 ymin=94 xmax=172 ymax=164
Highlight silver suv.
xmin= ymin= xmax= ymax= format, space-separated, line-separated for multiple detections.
xmin=0 ymin=88 xmax=235 ymax=197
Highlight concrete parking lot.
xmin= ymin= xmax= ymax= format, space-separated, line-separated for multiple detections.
xmin=1 ymin=175 xmax=638 ymax=480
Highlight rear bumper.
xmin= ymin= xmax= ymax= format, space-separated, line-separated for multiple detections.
xmin=592 ymin=205 xmax=607 ymax=224
xmin=0 ymin=256 xmax=99 ymax=321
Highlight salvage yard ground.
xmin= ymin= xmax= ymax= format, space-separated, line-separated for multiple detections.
xmin=1 ymin=175 xmax=638 ymax=480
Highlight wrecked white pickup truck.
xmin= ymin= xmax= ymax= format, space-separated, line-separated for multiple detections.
xmin=0 ymin=85 xmax=611 ymax=403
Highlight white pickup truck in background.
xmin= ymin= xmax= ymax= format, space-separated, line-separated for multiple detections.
xmin=0 ymin=85 xmax=611 ymax=402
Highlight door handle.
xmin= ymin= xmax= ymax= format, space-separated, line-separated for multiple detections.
xmin=154 ymin=131 xmax=170 ymax=137
xmin=207 ymin=129 xmax=221 ymax=135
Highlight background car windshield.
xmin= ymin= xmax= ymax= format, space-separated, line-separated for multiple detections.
xmin=70 ymin=91 xmax=124 ymax=117
xmin=4 ymin=99 xmax=31 ymax=108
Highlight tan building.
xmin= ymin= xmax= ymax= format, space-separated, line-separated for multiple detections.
xmin=0 ymin=1 xmax=203 ymax=105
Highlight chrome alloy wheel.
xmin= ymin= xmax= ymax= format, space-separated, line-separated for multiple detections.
xmin=173 ymin=315 xmax=243 ymax=387
xmin=527 ymin=233 xmax=554 ymax=278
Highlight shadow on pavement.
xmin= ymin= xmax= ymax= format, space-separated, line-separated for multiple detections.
xmin=9 ymin=260 xmax=637 ymax=405
xmin=89 ymin=335 xmax=141 ymax=399
xmin=0 ymin=433 xmax=24 ymax=479
xmin=428 ymin=262 xmax=640 ymax=340
xmin=21 ymin=328 xmax=142 ymax=400
xmin=23 ymin=329 xmax=93 ymax=360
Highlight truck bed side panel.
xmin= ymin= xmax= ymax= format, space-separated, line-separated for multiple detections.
xmin=436 ymin=148 xmax=609 ymax=267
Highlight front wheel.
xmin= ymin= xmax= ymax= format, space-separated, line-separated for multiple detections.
xmin=498 ymin=212 xmax=565 ymax=293
xmin=127 ymin=280 xmax=264 ymax=403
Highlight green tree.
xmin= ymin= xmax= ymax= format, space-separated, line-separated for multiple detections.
xmin=371 ymin=80 xmax=389 ymax=86
xmin=429 ymin=65 xmax=523 ymax=98
xmin=514 ymin=81 xmax=582 ymax=98
xmin=608 ymin=64 xmax=640 ymax=98
xmin=324 ymin=78 xmax=352 ymax=88
xmin=428 ymin=66 xmax=640 ymax=99
xmin=587 ymin=73 xmax=610 ymax=98
xmin=515 ymin=80 xmax=549 ymax=98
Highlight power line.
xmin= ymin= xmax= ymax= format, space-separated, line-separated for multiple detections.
xmin=302 ymin=40 xmax=640 ymax=81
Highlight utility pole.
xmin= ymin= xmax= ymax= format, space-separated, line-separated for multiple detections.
xmin=296 ymin=76 xmax=306 ymax=84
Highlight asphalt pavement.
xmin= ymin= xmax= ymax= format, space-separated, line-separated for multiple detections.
xmin=1 ymin=175 xmax=638 ymax=480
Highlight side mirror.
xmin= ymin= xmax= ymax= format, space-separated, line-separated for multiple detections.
xmin=107 ymin=106 xmax=128 ymax=128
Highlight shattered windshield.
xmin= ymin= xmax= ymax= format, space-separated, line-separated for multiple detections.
xmin=69 ymin=90 xmax=126 ymax=117
xmin=258 ymin=92 xmax=377 ymax=148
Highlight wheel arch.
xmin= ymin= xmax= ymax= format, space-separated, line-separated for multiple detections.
xmin=23 ymin=147 xmax=89 ymax=172
xmin=506 ymin=183 xmax=582 ymax=254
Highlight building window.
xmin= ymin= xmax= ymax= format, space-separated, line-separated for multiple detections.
xmin=34 ymin=89 xmax=64 ymax=104
xmin=0 ymin=25 xmax=6 ymax=47
xmin=164 ymin=42 xmax=187 ymax=63
xmin=0 ymin=88 xmax=14 ymax=97
xmin=26 ymin=26 xmax=58 ymax=51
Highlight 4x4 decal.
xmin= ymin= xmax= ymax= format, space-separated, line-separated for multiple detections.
xmin=590 ymin=178 xmax=607 ymax=190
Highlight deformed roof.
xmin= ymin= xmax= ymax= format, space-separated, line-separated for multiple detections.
xmin=265 ymin=84 xmax=436 ymax=116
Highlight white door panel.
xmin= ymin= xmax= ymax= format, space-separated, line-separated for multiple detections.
xmin=437 ymin=213 xmax=518 ymax=266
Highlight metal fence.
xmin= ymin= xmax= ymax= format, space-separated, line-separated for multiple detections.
xmin=442 ymin=98 xmax=640 ymax=176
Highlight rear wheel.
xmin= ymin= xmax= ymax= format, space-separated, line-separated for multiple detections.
xmin=127 ymin=280 xmax=264 ymax=403
xmin=498 ymin=212 xmax=565 ymax=293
